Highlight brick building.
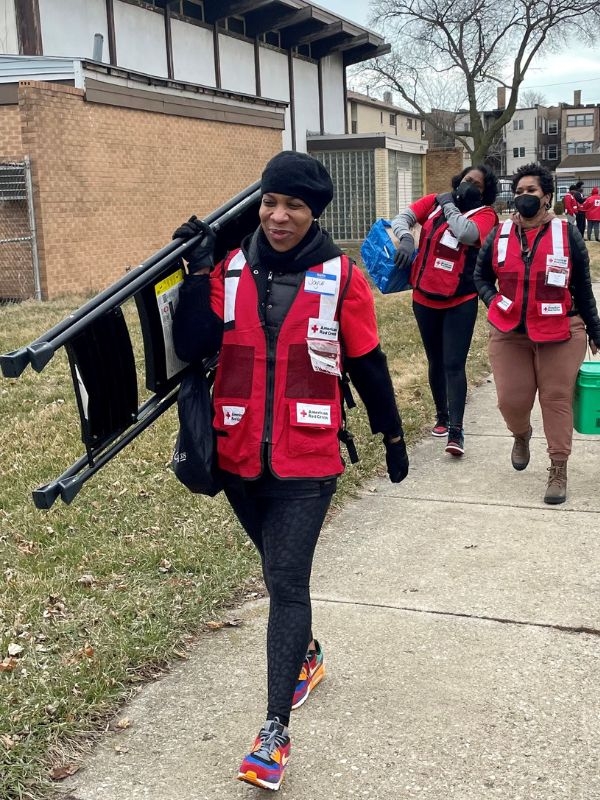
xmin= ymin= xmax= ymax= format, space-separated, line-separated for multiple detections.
xmin=0 ymin=0 xmax=388 ymax=298
xmin=307 ymin=89 xmax=428 ymax=240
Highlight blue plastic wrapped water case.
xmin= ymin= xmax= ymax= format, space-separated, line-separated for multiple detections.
xmin=360 ymin=218 xmax=414 ymax=294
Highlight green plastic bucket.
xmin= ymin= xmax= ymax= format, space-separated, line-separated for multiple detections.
xmin=573 ymin=361 xmax=600 ymax=434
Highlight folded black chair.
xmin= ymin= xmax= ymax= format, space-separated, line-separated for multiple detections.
xmin=1 ymin=182 xmax=261 ymax=508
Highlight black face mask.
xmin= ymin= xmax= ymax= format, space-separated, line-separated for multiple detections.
xmin=514 ymin=194 xmax=541 ymax=218
xmin=454 ymin=181 xmax=482 ymax=211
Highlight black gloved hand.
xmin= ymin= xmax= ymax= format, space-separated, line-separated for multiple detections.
xmin=172 ymin=215 xmax=216 ymax=271
xmin=394 ymin=234 xmax=415 ymax=270
xmin=384 ymin=436 xmax=409 ymax=483
xmin=436 ymin=191 xmax=456 ymax=207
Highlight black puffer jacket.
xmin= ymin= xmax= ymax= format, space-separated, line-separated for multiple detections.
xmin=474 ymin=220 xmax=600 ymax=346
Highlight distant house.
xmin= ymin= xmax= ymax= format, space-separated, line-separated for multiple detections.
xmin=555 ymin=155 xmax=600 ymax=199
xmin=0 ymin=0 xmax=388 ymax=298
xmin=307 ymin=89 xmax=428 ymax=240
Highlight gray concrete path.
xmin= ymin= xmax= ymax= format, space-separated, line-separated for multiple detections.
xmin=63 ymin=375 xmax=600 ymax=800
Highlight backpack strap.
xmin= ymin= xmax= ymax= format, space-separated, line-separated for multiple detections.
xmin=336 ymin=256 xmax=359 ymax=464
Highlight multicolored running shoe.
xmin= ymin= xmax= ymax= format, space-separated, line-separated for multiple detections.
xmin=292 ymin=640 xmax=325 ymax=709
xmin=237 ymin=719 xmax=291 ymax=791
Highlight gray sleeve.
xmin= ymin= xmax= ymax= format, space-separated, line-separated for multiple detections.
xmin=440 ymin=203 xmax=480 ymax=245
xmin=390 ymin=208 xmax=418 ymax=241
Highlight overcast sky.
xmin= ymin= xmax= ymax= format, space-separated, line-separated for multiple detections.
xmin=316 ymin=0 xmax=600 ymax=108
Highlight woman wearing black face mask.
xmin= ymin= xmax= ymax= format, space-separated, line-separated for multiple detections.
xmin=474 ymin=162 xmax=600 ymax=505
xmin=391 ymin=165 xmax=499 ymax=456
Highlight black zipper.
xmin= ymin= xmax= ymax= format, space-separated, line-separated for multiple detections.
xmin=519 ymin=223 xmax=550 ymax=332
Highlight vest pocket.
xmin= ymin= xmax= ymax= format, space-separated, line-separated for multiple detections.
xmin=534 ymin=271 xmax=567 ymax=303
xmin=285 ymin=400 xmax=340 ymax=455
xmin=215 ymin=344 xmax=254 ymax=398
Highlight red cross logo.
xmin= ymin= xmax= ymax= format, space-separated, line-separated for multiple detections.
xmin=311 ymin=324 xmax=319 ymax=333
xmin=301 ymin=409 xmax=307 ymax=417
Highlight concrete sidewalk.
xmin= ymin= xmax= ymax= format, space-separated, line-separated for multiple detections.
xmin=63 ymin=377 xmax=600 ymax=800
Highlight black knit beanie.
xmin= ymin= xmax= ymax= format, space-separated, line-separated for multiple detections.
xmin=261 ymin=150 xmax=334 ymax=217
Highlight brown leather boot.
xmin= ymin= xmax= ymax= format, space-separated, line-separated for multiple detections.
xmin=544 ymin=459 xmax=567 ymax=505
xmin=511 ymin=426 xmax=532 ymax=471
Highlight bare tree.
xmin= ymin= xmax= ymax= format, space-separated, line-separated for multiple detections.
xmin=519 ymin=89 xmax=548 ymax=108
xmin=364 ymin=0 xmax=597 ymax=164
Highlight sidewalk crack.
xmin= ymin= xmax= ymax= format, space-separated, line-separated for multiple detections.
xmin=312 ymin=597 xmax=600 ymax=637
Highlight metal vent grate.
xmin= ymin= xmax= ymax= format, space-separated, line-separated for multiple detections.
xmin=0 ymin=163 xmax=27 ymax=201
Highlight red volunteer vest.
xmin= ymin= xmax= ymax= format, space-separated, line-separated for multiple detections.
xmin=487 ymin=218 xmax=572 ymax=342
xmin=410 ymin=205 xmax=484 ymax=298
xmin=212 ymin=249 xmax=352 ymax=479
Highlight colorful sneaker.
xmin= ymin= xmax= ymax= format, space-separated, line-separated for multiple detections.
xmin=431 ymin=421 xmax=449 ymax=437
xmin=445 ymin=427 xmax=465 ymax=457
xmin=237 ymin=719 xmax=291 ymax=791
xmin=292 ymin=640 xmax=325 ymax=709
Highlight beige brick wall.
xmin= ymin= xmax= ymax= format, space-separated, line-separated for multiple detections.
xmin=0 ymin=105 xmax=23 ymax=159
xmin=17 ymin=81 xmax=281 ymax=298
xmin=0 ymin=106 xmax=29 ymax=299
xmin=424 ymin=148 xmax=463 ymax=195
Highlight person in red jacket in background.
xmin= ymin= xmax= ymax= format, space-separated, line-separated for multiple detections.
xmin=582 ymin=186 xmax=600 ymax=242
xmin=391 ymin=165 xmax=498 ymax=457
xmin=563 ymin=185 xmax=579 ymax=226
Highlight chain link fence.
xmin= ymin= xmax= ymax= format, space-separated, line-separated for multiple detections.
xmin=0 ymin=158 xmax=40 ymax=302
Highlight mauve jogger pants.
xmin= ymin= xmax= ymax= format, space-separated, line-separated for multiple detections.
xmin=488 ymin=316 xmax=588 ymax=460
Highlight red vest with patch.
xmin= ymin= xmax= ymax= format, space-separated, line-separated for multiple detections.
xmin=212 ymin=249 xmax=352 ymax=479
xmin=487 ymin=219 xmax=572 ymax=342
xmin=410 ymin=205 xmax=485 ymax=298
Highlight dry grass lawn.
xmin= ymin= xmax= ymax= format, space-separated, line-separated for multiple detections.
xmin=0 ymin=241 xmax=599 ymax=799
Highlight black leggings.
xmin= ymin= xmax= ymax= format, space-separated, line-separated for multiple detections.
xmin=412 ymin=296 xmax=478 ymax=428
xmin=225 ymin=484 xmax=332 ymax=726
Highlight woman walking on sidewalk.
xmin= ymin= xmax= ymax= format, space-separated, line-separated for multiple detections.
xmin=172 ymin=151 xmax=408 ymax=790
xmin=474 ymin=163 xmax=600 ymax=504
xmin=391 ymin=165 xmax=498 ymax=457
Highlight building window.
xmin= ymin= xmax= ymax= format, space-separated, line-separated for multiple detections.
xmin=513 ymin=147 xmax=525 ymax=158
xmin=262 ymin=31 xmax=280 ymax=47
xmin=513 ymin=119 xmax=524 ymax=130
xmin=351 ymin=120 xmax=357 ymax=134
xmin=227 ymin=15 xmax=245 ymax=35
xmin=567 ymin=141 xmax=593 ymax=154
xmin=548 ymin=120 xmax=558 ymax=135
xmin=407 ymin=118 xmax=413 ymax=129
xmin=182 ymin=0 xmax=203 ymax=19
xmin=167 ymin=0 xmax=204 ymax=19
xmin=547 ymin=145 xmax=558 ymax=160
xmin=567 ymin=113 xmax=594 ymax=127
xmin=316 ymin=150 xmax=376 ymax=240
xmin=389 ymin=113 xmax=396 ymax=126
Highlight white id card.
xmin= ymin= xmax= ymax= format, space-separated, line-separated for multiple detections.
xmin=546 ymin=255 xmax=568 ymax=287
xmin=306 ymin=338 xmax=342 ymax=377
xmin=440 ymin=230 xmax=460 ymax=249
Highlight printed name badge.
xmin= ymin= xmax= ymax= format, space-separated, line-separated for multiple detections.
xmin=497 ymin=295 xmax=513 ymax=312
xmin=440 ymin=230 xmax=460 ymax=250
xmin=296 ymin=402 xmax=331 ymax=426
xmin=546 ymin=255 xmax=569 ymax=287
xmin=304 ymin=271 xmax=337 ymax=295
xmin=307 ymin=318 xmax=339 ymax=340
xmin=223 ymin=405 xmax=246 ymax=426
xmin=541 ymin=303 xmax=564 ymax=316
xmin=433 ymin=257 xmax=455 ymax=272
